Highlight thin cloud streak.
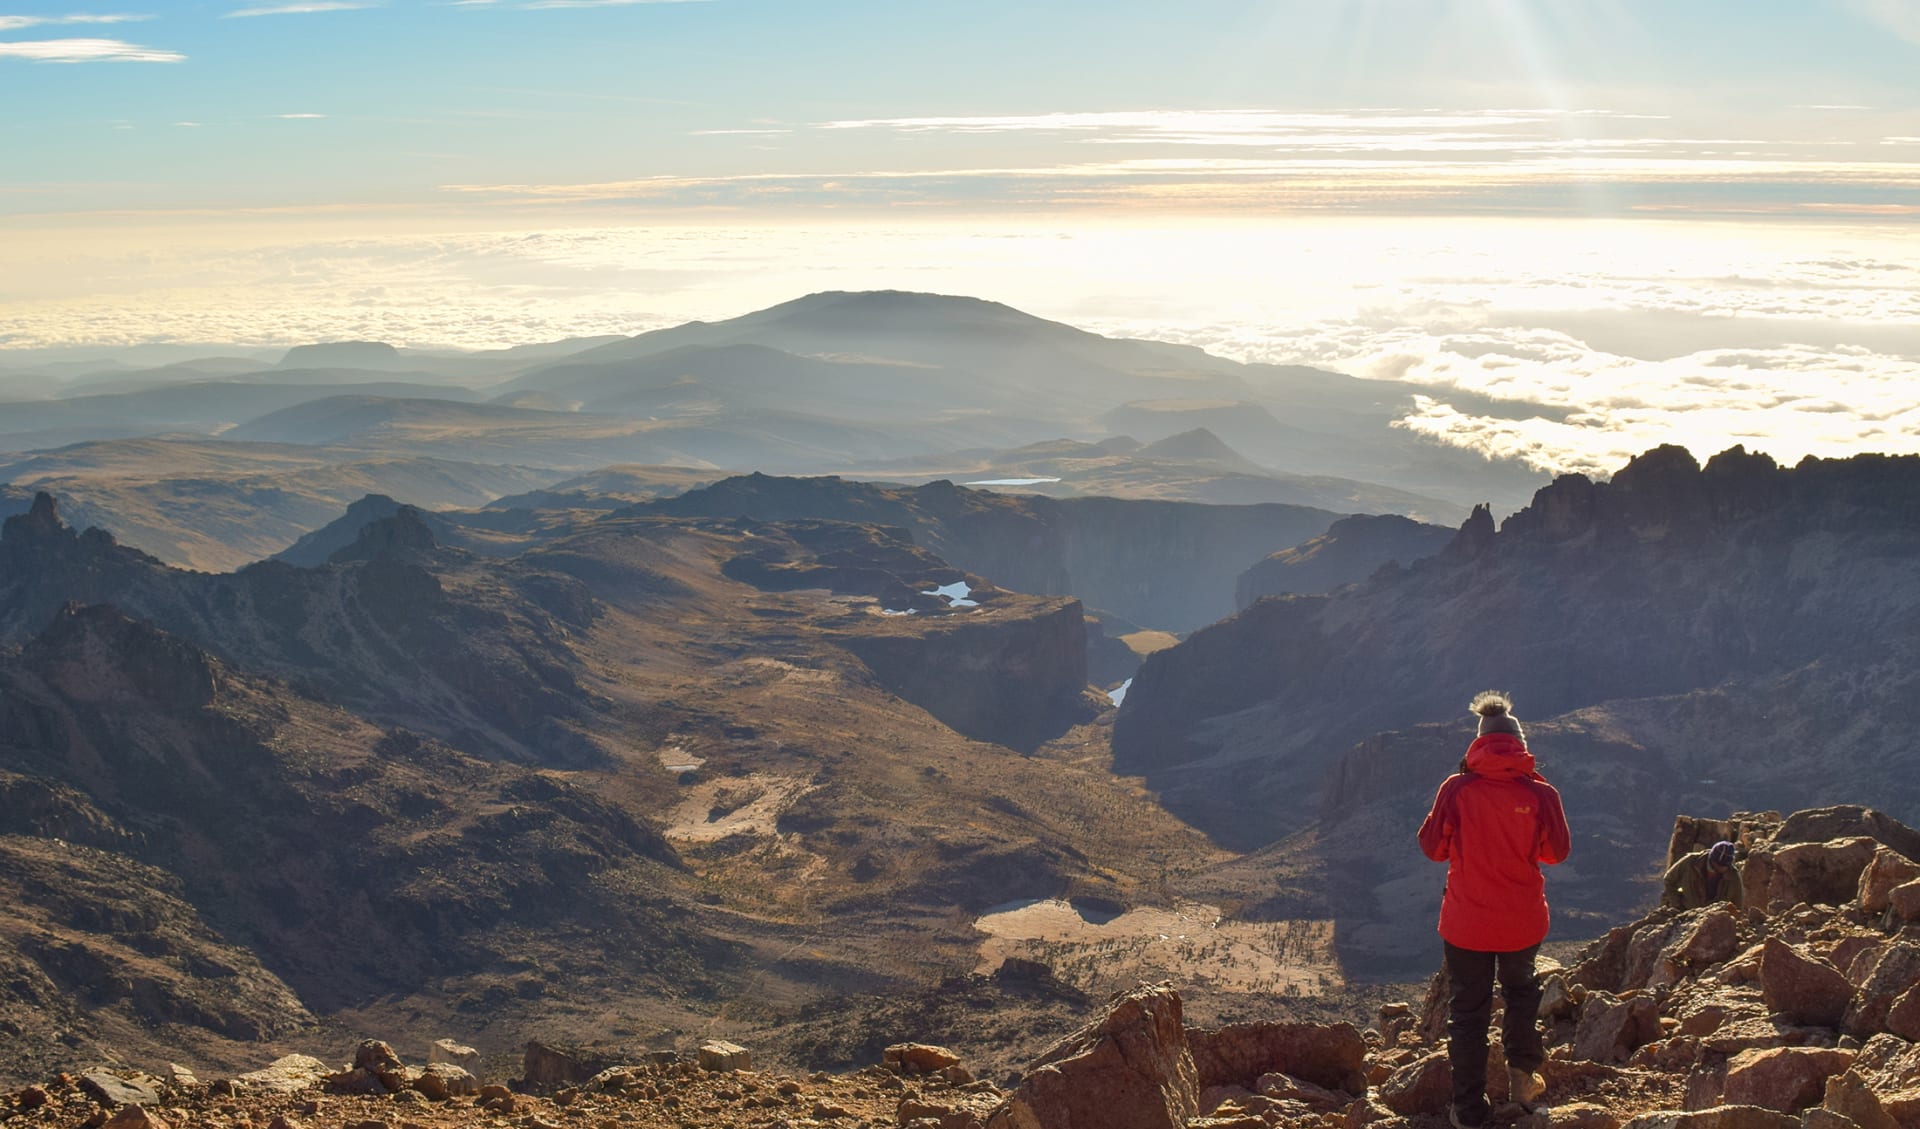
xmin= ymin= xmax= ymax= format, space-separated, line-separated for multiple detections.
xmin=0 ymin=14 xmax=150 ymax=30
xmin=0 ymin=37 xmax=183 ymax=62
xmin=224 ymin=2 xmax=374 ymax=16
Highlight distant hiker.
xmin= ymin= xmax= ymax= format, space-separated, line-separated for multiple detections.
xmin=1661 ymin=839 xmax=1744 ymax=911
xmin=1418 ymin=691 xmax=1572 ymax=1129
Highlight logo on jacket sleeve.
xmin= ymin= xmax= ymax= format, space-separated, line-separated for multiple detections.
xmin=1514 ymin=805 xmax=1533 ymax=814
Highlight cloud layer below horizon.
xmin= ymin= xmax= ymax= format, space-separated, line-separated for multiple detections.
xmin=1 ymin=216 xmax=1916 ymax=477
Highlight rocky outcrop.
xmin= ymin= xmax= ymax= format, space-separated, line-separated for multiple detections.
xmin=1234 ymin=513 xmax=1453 ymax=609
xmin=641 ymin=473 xmax=1338 ymax=632
xmin=1114 ymin=446 xmax=1920 ymax=846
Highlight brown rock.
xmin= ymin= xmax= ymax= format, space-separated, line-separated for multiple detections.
xmin=1765 ymin=838 xmax=1880 ymax=912
xmin=1890 ymin=879 xmax=1920 ymax=923
xmin=1668 ymin=906 xmax=1742 ymax=975
xmin=1885 ymin=985 xmax=1920 ymax=1041
xmin=898 ymin=1092 xmax=999 ymax=1129
xmin=1722 ymin=1046 xmax=1855 ymax=1112
xmin=525 ymin=1041 xmax=616 ymax=1086
xmin=1552 ymin=1103 xmax=1623 ymax=1129
xmin=354 ymin=1040 xmax=403 ymax=1073
xmin=428 ymin=1040 xmax=480 ymax=1069
xmin=1801 ymin=1110 xmax=1864 ymax=1129
xmin=80 ymin=1073 xmax=162 ymax=1110
xmin=885 ymin=1044 xmax=964 ymax=1075
xmin=1574 ymin=992 xmax=1660 ymax=1062
xmin=1255 ymin=1072 xmax=1344 ymax=1109
xmin=1856 ymin=848 xmax=1920 ymax=914
xmin=236 ymin=1056 xmax=330 ymax=1095
xmin=1843 ymin=942 xmax=1920 ymax=1036
xmin=696 ymin=1041 xmax=752 ymax=1073
xmin=1377 ymin=1051 xmax=1449 ymax=1116
xmin=266 ymin=1118 xmax=300 ymax=1129
xmin=984 ymin=983 xmax=1197 ymax=1129
xmin=418 ymin=1063 xmax=476 ymax=1098
xmin=1820 ymin=1070 xmax=1900 ymax=1129
xmin=1759 ymin=937 xmax=1851 ymax=1027
xmin=1196 ymin=1084 xmax=1253 ymax=1114
xmin=102 ymin=1108 xmax=169 ymax=1129
xmin=1187 ymin=1019 xmax=1368 ymax=1093
xmin=16 ymin=1086 xmax=49 ymax=1111
xmin=1620 ymin=1107 xmax=1798 ymax=1129
xmin=324 ymin=1067 xmax=386 ymax=1096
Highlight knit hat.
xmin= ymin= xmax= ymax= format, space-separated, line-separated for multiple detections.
xmin=1708 ymin=841 xmax=1737 ymax=868
xmin=1470 ymin=690 xmax=1524 ymax=739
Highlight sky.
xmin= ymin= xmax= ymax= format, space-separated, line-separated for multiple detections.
xmin=2 ymin=0 xmax=1918 ymax=473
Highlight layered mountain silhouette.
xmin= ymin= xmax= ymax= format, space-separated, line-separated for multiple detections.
xmin=0 ymin=292 xmax=1546 ymax=571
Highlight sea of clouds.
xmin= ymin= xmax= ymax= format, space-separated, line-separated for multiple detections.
xmin=2 ymin=217 xmax=1915 ymax=477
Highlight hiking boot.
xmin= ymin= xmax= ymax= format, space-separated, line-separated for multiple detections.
xmin=1508 ymin=1066 xmax=1546 ymax=1108
xmin=1449 ymin=1101 xmax=1491 ymax=1129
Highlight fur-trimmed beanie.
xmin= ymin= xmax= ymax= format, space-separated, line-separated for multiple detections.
xmin=1471 ymin=690 xmax=1524 ymax=739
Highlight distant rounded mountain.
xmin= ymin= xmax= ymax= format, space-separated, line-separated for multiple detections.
xmin=277 ymin=340 xmax=407 ymax=370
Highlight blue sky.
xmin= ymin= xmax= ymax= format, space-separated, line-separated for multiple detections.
xmin=3 ymin=1 xmax=1918 ymax=476
xmin=3 ymin=0 xmax=1917 ymax=218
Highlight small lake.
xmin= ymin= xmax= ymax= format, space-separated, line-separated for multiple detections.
xmin=923 ymin=580 xmax=978 ymax=607
xmin=1107 ymin=678 xmax=1133 ymax=707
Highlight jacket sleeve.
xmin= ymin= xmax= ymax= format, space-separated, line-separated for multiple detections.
xmin=1661 ymin=857 xmax=1689 ymax=909
xmin=1418 ymin=776 xmax=1460 ymax=861
xmin=1534 ymin=782 xmax=1571 ymax=865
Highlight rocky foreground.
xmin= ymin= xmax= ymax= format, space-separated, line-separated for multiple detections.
xmin=10 ymin=805 xmax=1920 ymax=1129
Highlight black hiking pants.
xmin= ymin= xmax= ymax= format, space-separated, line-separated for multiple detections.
xmin=1444 ymin=940 xmax=1543 ymax=1112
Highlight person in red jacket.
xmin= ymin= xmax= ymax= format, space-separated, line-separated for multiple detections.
xmin=1418 ymin=691 xmax=1571 ymax=1129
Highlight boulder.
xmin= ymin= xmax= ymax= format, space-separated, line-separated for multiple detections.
xmin=1843 ymin=942 xmax=1920 ymax=1037
xmin=1857 ymin=848 xmax=1920 ymax=914
xmin=1721 ymin=1046 xmax=1855 ymax=1112
xmin=414 ymin=1063 xmax=477 ymax=1100
xmin=1885 ymin=985 xmax=1920 ymax=1041
xmin=1763 ymin=838 xmax=1879 ymax=912
xmin=1758 ymin=938 xmax=1851 ymax=1027
xmin=80 ymin=1073 xmax=162 ymax=1110
xmin=1890 ymin=879 xmax=1920 ymax=924
xmin=526 ymin=1041 xmax=619 ymax=1086
xmin=1575 ymin=992 xmax=1660 ymax=1063
xmin=1819 ymin=1034 xmax=1920 ymax=1129
xmin=1620 ymin=1107 xmax=1798 ymax=1129
xmin=886 ymin=1044 xmax=963 ymax=1075
xmin=1648 ymin=906 xmax=1742 ymax=988
xmin=696 ymin=1041 xmax=752 ymax=1073
xmin=898 ymin=1091 xmax=1001 ymax=1129
xmin=428 ymin=1039 xmax=481 ymax=1069
xmin=1820 ymin=1069 xmax=1902 ymax=1129
xmin=1187 ymin=1020 xmax=1368 ymax=1094
xmin=1254 ymin=1072 xmax=1345 ymax=1110
xmin=1553 ymin=1104 xmax=1624 ymax=1129
xmin=985 ymin=983 xmax=1197 ymax=1129
xmin=236 ymin=1055 xmax=331 ymax=1094
xmin=1377 ymin=1051 xmax=1450 ymax=1116
xmin=102 ymin=1107 xmax=169 ymax=1129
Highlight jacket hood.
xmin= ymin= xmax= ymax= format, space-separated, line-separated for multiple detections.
xmin=1465 ymin=732 xmax=1540 ymax=780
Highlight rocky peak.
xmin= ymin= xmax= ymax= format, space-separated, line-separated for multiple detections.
xmin=327 ymin=505 xmax=440 ymax=564
xmin=22 ymin=602 xmax=220 ymax=710
xmin=1442 ymin=502 xmax=1497 ymax=559
xmin=2 ymin=492 xmax=70 ymax=545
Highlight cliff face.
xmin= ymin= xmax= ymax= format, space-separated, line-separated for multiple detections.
xmin=1114 ymin=446 xmax=1920 ymax=847
xmin=0 ymin=494 xmax=602 ymax=766
xmin=643 ymin=473 xmax=1339 ymax=631
xmin=839 ymin=599 xmax=1091 ymax=753
xmin=1234 ymin=512 xmax=1454 ymax=608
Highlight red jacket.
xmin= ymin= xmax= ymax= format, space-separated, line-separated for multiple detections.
xmin=1417 ymin=733 xmax=1571 ymax=952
